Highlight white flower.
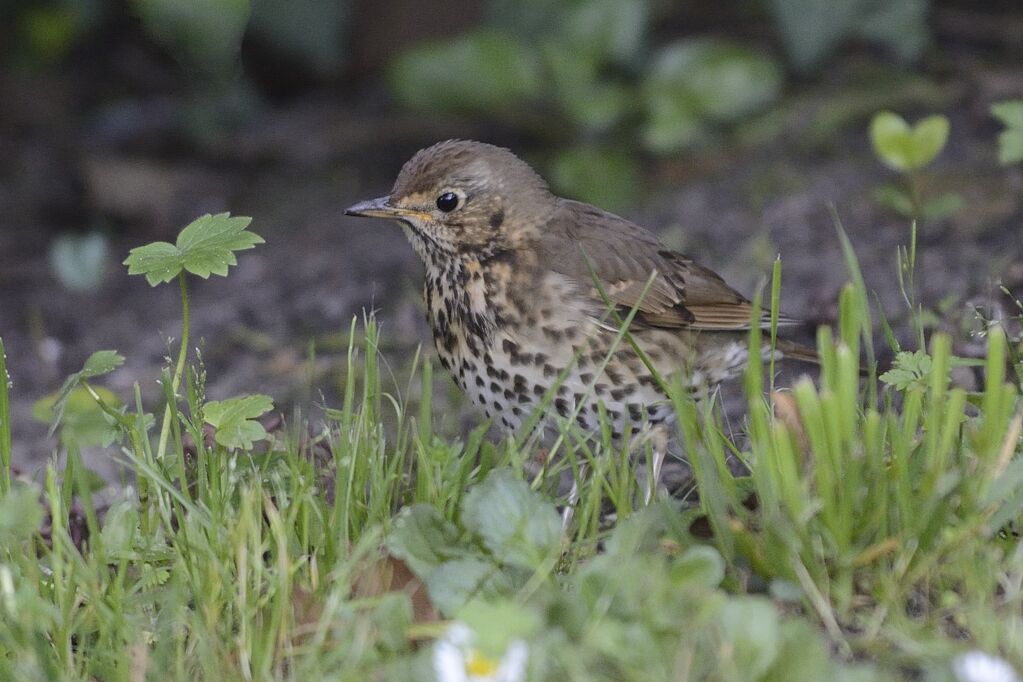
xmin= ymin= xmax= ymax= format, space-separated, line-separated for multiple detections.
xmin=433 ymin=622 xmax=528 ymax=682
xmin=953 ymin=650 xmax=1020 ymax=682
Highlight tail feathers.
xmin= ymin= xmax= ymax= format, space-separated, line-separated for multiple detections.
xmin=775 ymin=339 xmax=873 ymax=377
xmin=774 ymin=339 xmax=820 ymax=365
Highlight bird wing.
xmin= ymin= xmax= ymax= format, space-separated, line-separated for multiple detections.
xmin=536 ymin=200 xmax=797 ymax=331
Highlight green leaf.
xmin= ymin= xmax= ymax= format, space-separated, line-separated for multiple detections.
xmin=124 ymin=213 xmax=262 ymax=286
xmin=992 ymin=100 xmax=1023 ymax=165
xmin=423 ymin=558 xmax=510 ymax=616
xmin=716 ymin=597 xmax=781 ymax=678
xmin=671 ymin=545 xmax=726 ymax=589
xmin=133 ymin=0 xmax=250 ymax=79
xmin=879 ymin=349 xmax=932 ymax=391
xmin=642 ymin=38 xmax=782 ymax=152
xmin=386 ymin=504 xmax=470 ymax=577
xmin=45 ymin=350 xmax=125 ymax=437
xmin=457 ymin=600 xmax=541 ymax=657
xmin=461 ymin=469 xmax=562 ymax=570
xmin=870 ymin=111 xmax=949 ymax=171
xmin=991 ymin=100 xmax=1023 ymax=128
xmin=49 ymin=231 xmax=109 ymax=292
xmin=0 ymin=483 xmax=43 ymax=542
xmin=997 ymin=129 xmax=1023 ymax=166
xmin=389 ymin=31 xmax=542 ymax=116
xmin=33 ymin=386 xmax=123 ymax=449
xmin=203 ymin=394 xmax=274 ymax=450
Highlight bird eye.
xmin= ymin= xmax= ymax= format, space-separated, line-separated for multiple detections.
xmin=435 ymin=191 xmax=460 ymax=213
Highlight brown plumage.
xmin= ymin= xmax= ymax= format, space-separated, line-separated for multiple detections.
xmin=346 ymin=139 xmax=811 ymax=438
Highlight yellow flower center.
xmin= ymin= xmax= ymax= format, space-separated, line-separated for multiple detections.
xmin=465 ymin=650 xmax=500 ymax=676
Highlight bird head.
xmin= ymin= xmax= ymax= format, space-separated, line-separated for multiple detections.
xmin=345 ymin=140 xmax=556 ymax=259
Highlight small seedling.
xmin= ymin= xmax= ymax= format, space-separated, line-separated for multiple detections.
xmin=869 ymin=110 xmax=962 ymax=222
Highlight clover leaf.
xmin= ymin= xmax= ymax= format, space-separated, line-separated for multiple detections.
xmin=203 ymin=394 xmax=274 ymax=450
xmin=123 ymin=213 xmax=262 ymax=286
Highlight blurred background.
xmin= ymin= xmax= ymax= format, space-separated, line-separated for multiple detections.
xmin=1 ymin=0 xmax=1021 ymax=476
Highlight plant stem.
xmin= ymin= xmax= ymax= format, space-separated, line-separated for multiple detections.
xmin=155 ymin=273 xmax=191 ymax=461
xmin=0 ymin=337 xmax=11 ymax=494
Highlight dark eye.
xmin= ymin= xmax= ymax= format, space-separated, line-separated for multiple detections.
xmin=436 ymin=192 xmax=459 ymax=213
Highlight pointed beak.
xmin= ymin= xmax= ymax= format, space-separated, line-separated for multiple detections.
xmin=344 ymin=196 xmax=398 ymax=219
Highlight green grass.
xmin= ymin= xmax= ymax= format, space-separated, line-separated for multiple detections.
xmin=0 ymin=215 xmax=1021 ymax=681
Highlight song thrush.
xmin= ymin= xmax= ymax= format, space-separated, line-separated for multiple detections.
xmin=346 ymin=140 xmax=811 ymax=441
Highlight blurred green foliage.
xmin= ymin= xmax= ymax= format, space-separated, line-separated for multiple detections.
xmin=390 ymin=0 xmax=784 ymax=208
xmin=767 ymin=0 xmax=929 ymax=72
xmin=992 ymin=100 xmax=1023 ymax=166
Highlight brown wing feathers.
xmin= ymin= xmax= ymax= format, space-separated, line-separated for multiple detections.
xmin=538 ymin=200 xmax=796 ymax=332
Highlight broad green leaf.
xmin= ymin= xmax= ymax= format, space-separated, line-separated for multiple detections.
xmin=642 ymin=38 xmax=781 ymax=152
xmin=203 ymin=394 xmax=273 ymax=450
xmin=386 ymin=504 xmax=469 ymax=577
xmin=100 ymin=500 xmax=140 ymax=556
xmin=389 ymin=32 xmax=541 ymax=116
xmin=870 ymin=111 xmax=949 ymax=171
xmin=716 ymin=597 xmax=781 ymax=678
xmin=49 ymin=231 xmax=109 ymax=292
xmin=997 ymin=129 xmax=1023 ymax=166
xmin=991 ymin=100 xmax=1023 ymax=129
xmin=423 ymin=557 xmax=509 ymax=616
xmin=33 ymin=386 xmax=123 ymax=448
xmin=133 ymin=0 xmax=249 ymax=78
xmin=461 ymin=469 xmax=562 ymax=570
xmin=671 ymin=545 xmax=725 ymax=589
xmin=879 ymin=350 xmax=932 ymax=391
xmin=46 ymin=350 xmax=125 ymax=437
xmin=992 ymin=102 xmax=1023 ymax=166
xmin=0 ymin=483 xmax=44 ymax=542
xmin=124 ymin=213 xmax=261 ymax=286
xmin=457 ymin=600 xmax=541 ymax=657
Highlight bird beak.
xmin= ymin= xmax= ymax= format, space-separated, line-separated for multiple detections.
xmin=345 ymin=196 xmax=403 ymax=219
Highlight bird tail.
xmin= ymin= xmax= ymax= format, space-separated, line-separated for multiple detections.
xmin=774 ymin=339 xmax=820 ymax=365
xmin=775 ymin=339 xmax=874 ymax=378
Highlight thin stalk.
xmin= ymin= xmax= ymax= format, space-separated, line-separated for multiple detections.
xmin=155 ymin=272 xmax=191 ymax=461
xmin=0 ymin=338 xmax=11 ymax=494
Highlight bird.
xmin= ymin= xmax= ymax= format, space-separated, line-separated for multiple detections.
xmin=345 ymin=139 xmax=812 ymax=465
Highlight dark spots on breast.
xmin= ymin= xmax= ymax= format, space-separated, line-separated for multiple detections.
xmin=638 ymin=375 xmax=658 ymax=387
xmin=554 ymin=398 xmax=570 ymax=417
xmin=543 ymin=364 xmax=557 ymax=378
xmin=513 ymin=374 xmax=528 ymax=391
xmin=573 ymin=392 xmax=584 ymax=404
xmin=533 ymin=384 xmax=546 ymax=396
xmin=595 ymin=383 xmax=608 ymax=394
xmin=518 ymin=393 xmax=530 ymax=404
xmin=503 ymin=389 xmax=514 ymax=400
xmin=502 ymin=338 xmax=519 ymax=355
xmin=579 ymin=373 xmax=593 ymax=384
xmin=486 ymin=366 xmax=499 ymax=379
xmin=610 ymin=388 xmax=626 ymax=401
xmin=606 ymin=367 xmax=624 ymax=384
xmin=627 ymin=403 xmax=643 ymax=421
xmin=533 ymin=353 xmax=548 ymax=367
xmin=512 ymin=405 xmax=523 ymax=416
xmin=490 ymin=381 xmax=501 ymax=393
xmin=489 ymin=209 xmax=505 ymax=229
xmin=542 ymin=327 xmax=563 ymax=342
xmin=439 ymin=355 xmax=450 ymax=370
xmin=475 ymin=375 xmax=485 ymax=388
xmin=576 ymin=414 xmax=589 ymax=429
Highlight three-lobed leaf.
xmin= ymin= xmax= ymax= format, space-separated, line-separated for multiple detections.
xmin=124 ymin=213 xmax=262 ymax=286
xmin=203 ymin=394 xmax=274 ymax=450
